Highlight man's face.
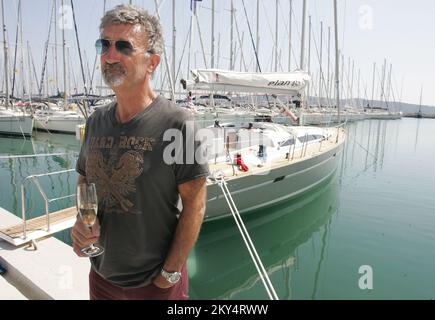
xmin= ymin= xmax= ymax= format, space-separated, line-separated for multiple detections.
xmin=100 ymin=24 xmax=151 ymax=89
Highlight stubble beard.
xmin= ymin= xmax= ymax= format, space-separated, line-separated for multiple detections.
xmin=103 ymin=63 xmax=127 ymax=88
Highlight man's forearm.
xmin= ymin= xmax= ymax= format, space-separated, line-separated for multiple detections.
xmin=163 ymin=202 xmax=205 ymax=272
xmin=163 ymin=177 xmax=207 ymax=272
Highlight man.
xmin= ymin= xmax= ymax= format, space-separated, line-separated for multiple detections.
xmin=71 ymin=4 xmax=209 ymax=300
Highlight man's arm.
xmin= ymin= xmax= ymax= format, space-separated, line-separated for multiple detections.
xmin=153 ymin=176 xmax=207 ymax=288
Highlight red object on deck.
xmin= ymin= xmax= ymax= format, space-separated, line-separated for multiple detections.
xmin=236 ymin=154 xmax=249 ymax=172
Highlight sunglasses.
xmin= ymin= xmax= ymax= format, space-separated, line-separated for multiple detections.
xmin=95 ymin=39 xmax=154 ymax=56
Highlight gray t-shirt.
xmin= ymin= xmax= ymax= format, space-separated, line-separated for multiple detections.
xmin=76 ymin=96 xmax=209 ymax=288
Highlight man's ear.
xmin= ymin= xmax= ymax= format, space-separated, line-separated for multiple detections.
xmin=147 ymin=54 xmax=161 ymax=75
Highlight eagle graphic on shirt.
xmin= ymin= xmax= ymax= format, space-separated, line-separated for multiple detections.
xmin=86 ymin=149 xmax=144 ymax=212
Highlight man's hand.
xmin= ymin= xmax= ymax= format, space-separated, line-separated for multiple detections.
xmin=152 ymin=273 xmax=175 ymax=289
xmin=71 ymin=216 xmax=101 ymax=257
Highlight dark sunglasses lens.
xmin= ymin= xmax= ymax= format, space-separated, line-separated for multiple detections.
xmin=96 ymin=39 xmax=110 ymax=55
xmin=116 ymin=41 xmax=134 ymax=55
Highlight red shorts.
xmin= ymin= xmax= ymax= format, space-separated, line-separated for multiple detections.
xmin=89 ymin=265 xmax=189 ymax=300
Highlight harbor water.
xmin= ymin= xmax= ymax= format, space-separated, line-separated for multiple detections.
xmin=0 ymin=118 xmax=434 ymax=299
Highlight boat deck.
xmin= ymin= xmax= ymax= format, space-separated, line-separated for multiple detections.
xmin=0 ymin=207 xmax=77 ymax=247
xmin=208 ymin=128 xmax=345 ymax=182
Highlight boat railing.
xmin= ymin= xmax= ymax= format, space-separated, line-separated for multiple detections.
xmin=0 ymin=152 xmax=78 ymax=160
xmin=20 ymin=168 xmax=76 ymax=240
xmin=333 ymin=121 xmax=346 ymax=142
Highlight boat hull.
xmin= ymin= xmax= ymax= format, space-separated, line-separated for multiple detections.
xmin=0 ymin=115 xmax=34 ymax=136
xmin=205 ymin=138 xmax=344 ymax=220
xmin=34 ymin=117 xmax=85 ymax=134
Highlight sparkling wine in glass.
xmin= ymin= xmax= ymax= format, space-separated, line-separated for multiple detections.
xmin=77 ymin=183 xmax=104 ymax=257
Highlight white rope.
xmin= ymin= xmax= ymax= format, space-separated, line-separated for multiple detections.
xmin=217 ymin=176 xmax=279 ymax=300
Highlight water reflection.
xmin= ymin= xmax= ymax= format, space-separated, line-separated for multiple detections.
xmin=340 ymin=120 xmax=393 ymax=185
xmin=414 ymin=118 xmax=421 ymax=152
xmin=189 ymin=173 xmax=340 ymax=299
xmin=0 ymin=133 xmax=80 ymax=221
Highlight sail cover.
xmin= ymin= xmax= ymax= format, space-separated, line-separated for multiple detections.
xmin=185 ymin=69 xmax=311 ymax=95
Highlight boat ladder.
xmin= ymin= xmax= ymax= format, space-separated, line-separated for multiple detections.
xmin=0 ymin=169 xmax=77 ymax=247
xmin=213 ymin=173 xmax=279 ymax=300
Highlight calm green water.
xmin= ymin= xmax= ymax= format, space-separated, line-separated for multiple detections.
xmin=1 ymin=119 xmax=434 ymax=299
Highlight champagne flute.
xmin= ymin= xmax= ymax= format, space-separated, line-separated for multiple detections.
xmin=77 ymin=183 xmax=104 ymax=257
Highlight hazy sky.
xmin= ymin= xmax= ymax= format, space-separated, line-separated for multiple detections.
xmin=2 ymin=0 xmax=434 ymax=106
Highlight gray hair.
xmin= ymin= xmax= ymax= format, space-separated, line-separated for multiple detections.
xmin=100 ymin=4 xmax=164 ymax=55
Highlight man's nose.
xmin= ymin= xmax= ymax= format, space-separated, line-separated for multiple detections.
xmin=103 ymin=43 xmax=122 ymax=63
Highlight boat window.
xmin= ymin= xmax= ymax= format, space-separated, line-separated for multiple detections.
xmin=280 ymin=138 xmax=295 ymax=147
xmin=298 ymin=134 xmax=323 ymax=143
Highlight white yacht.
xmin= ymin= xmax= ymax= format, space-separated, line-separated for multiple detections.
xmin=0 ymin=106 xmax=34 ymax=137
xmin=204 ymin=121 xmax=344 ymax=220
xmin=34 ymin=103 xmax=85 ymax=134
xmin=184 ymin=69 xmax=345 ymax=220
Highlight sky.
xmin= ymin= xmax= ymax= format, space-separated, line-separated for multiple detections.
xmin=1 ymin=0 xmax=434 ymax=106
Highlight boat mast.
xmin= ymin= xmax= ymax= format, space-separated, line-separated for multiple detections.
xmin=380 ymin=58 xmax=386 ymax=103
xmin=1 ymin=0 xmax=9 ymax=108
xmin=54 ymin=0 xmax=59 ymax=95
xmin=370 ymin=62 xmax=376 ymax=108
xmin=357 ymin=68 xmax=360 ymax=108
xmin=99 ymin=0 xmax=106 ymax=96
xmin=216 ymin=33 xmax=220 ymax=68
xmin=230 ymin=0 xmax=234 ymax=70
xmin=71 ymin=0 xmax=90 ymax=117
xmin=386 ymin=63 xmax=392 ymax=104
xmin=306 ymin=15 xmax=311 ymax=107
xmin=187 ymin=0 xmax=194 ymax=77
xmin=211 ymin=0 xmax=215 ymax=68
xmin=418 ymin=85 xmax=423 ymax=115
xmin=61 ymin=0 xmax=67 ymax=106
xmin=288 ymin=0 xmax=292 ymax=72
xmin=299 ymin=0 xmax=307 ymax=70
xmin=326 ymin=26 xmax=330 ymax=102
xmin=153 ymin=0 xmax=175 ymax=100
xmin=234 ymin=12 xmax=247 ymax=71
xmin=27 ymin=41 xmax=32 ymax=102
xmin=19 ymin=0 xmax=25 ymax=100
xmin=172 ymin=0 xmax=176 ymax=93
xmin=319 ymin=21 xmax=323 ymax=106
xmin=333 ymin=0 xmax=341 ymax=123
xmin=11 ymin=0 xmax=20 ymax=99
xmin=274 ymin=0 xmax=278 ymax=72
xmin=350 ymin=59 xmax=354 ymax=108
xmin=195 ymin=8 xmax=208 ymax=68
xmin=256 ymin=0 xmax=260 ymax=72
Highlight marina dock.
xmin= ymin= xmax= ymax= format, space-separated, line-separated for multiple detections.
xmin=0 ymin=207 xmax=89 ymax=300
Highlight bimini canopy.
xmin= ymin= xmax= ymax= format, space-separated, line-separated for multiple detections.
xmin=185 ymin=69 xmax=311 ymax=95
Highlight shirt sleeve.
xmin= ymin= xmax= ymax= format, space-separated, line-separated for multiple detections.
xmin=75 ymin=117 xmax=91 ymax=176
xmin=173 ymin=119 xmax=210 ymax=185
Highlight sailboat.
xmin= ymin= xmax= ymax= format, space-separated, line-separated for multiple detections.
xmin=184 ymin=68 xmax=345 ymax=220
xmin=0 ymin=105 xmax=34 ymax=137
xmin=417 ymin=86 xmax=423 ymax=118
xmin=0 ymin=0 xmax=34 ymax=137
xmin=33 ymin=102 xmax=85 ymax=134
